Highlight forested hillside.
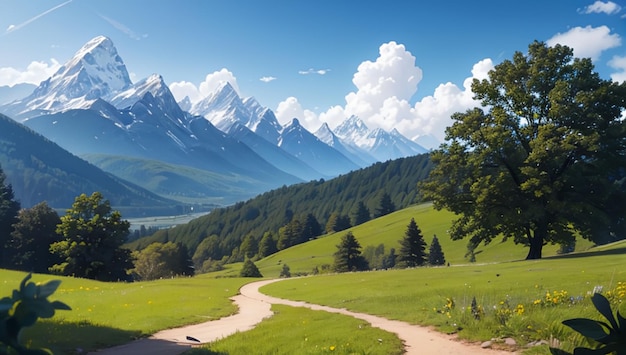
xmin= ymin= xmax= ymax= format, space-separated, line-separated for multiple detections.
xmin=131 ymin=154 xmax=432 ymax=258
xmin=0 ymin=113 xmax=180 ymax=216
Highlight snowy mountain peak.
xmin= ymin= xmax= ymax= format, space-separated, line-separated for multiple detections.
xmin=109 ymin=73 xmax=170 ymax=109
xmin=4 ymin=35 xmax=132 ymax=118
xmin=334 ymin=115 xmax=369 ymax=140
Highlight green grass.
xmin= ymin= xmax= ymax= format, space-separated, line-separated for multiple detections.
xmin=186 ymin=304 xmax=404 ymax=355
xmin=1 ymin=270 xmax=249 ymax=354
xmin=260 ymin=240 xmax=626 ymax=353
xmin=254 ymin=203 xmax=595 ymax=278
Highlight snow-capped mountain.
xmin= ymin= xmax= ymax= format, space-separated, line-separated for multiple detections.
xmin=190 ymin=82 xmax=283 ymax=144
xmin=280 ymin=118 xmax=359 ymax=176
xmin=333 ymin=115 xmax=370 ymax=142
xmin=3 ymin=36 xmax=132 ymax=119
xmin=0 ymin=35 xmax=432 ymax=208
xmin=314 ymin=123 xmax=377 ymax=167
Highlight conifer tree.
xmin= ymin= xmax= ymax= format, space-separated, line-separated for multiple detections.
xmin=333 ymin=231 xmax=368 ymax=272
xmin=428 ymin=235 xmax=446 ymax=266
xmin=397 ymin=218 xmax=427 ymax=267
xmin=376 ymin=192 xmax=395 ymax=217
xmin=352 ymin=201 xmax=371 ymax=226
xmin=0 ymin=166 xmax=20 ymax=268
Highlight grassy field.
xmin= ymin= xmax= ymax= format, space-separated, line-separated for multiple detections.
xmin=187 ymin=304 xmax=405 ymax=355
xmin=2 ymin=204 xmax=622 ymax=354
xmin=214 ymin=203 xmax=594 ymax=279
xmin=1 ymin=270 xmax=249 ymax=353
xmin=260 ymin=241 xmax=626 ymax=353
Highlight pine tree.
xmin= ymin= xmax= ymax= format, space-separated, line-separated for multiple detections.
xmin=257 ymin=231 xmax=278 ymax=258
xmin=428 ymin=235 xmax=446 ymax=266
xmin=333 ymin=232 xmax=369 ymax=272
xmin=352 ymin=201 xmax=371 ymax=226
xmin=0 ymin=166 xmax=21 ymax=268
xmin=279 ymin=263 xmax=291 ymax=278
xmin=375 ymin=192 xmax=395 ymax=218
xmin=397 ymin=218 xmax=427 ymax=267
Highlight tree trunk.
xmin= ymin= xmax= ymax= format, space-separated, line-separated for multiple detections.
xmin=525 ymin=223 xmax=546 ymax=260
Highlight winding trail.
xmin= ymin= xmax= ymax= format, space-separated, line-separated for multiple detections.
xmin=91 ymin=279 xmax=515 ymax=354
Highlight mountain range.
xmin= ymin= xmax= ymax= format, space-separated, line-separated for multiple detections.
xmin=0 ymin=35 xmax=428 ymax=211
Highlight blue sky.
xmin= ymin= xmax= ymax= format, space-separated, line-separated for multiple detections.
xmin=1 ymin=0 xmax=624 ymax=143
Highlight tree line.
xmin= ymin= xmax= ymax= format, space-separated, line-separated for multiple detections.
xmin=130 ymin=154 xmax=432 ymax=269
xmin=0 ymin=168 xmax=193 ymax=281
xmin=331 ymin=218 xmax=447 ymax=273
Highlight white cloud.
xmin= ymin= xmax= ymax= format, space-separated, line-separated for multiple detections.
xmin=298 ymin=68 xmax=330 ymax=75
xmin=344 ymin=41 xmax=423 ymax=125
xmin=608 ymin=55 xmax=626 ymax=82
xmin=169 ymin=68 xmax=239 ymax=104
xmin=169 ymin=80 xmax=201 ymax=102
xmin=260 ymin=76 xmax=276 ymax=83
xmin=547 ymin=25 xmax=621 ymax=60
xmin=275 ymin=96 xmax=322 ymax=128
xmin=276 ymin=41 xmax=494 ymax=145
xmin=582 ymin=1 xmax=622 ymax=14
xmin=0 ymin=59 xmax=61 ymax=86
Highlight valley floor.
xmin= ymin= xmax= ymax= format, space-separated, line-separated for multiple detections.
xmin=89 ymin=279 xmax=517 ymax=355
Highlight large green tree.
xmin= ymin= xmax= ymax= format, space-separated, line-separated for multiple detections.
xmin=420 ymin=42 xmax=626 ymax=259
xmin=8 ymin=202 xmax=62 ymax=272
xmin=0 ymin=166 xmax=20 ymax=268
xmin=397 ymin=218 xmax=428 ymax=267
xmin=50 ymin=192 xmax=133 ymax=280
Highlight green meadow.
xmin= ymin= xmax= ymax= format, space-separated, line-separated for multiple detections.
xmin=2 ymin=204 xmax=624 ymax=354
xmin=1 ymin=270 xmax=248 ymax=353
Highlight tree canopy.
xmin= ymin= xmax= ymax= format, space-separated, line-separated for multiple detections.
xmin=420 ymin=41 xmax=626 ymax=259
xmin=50 ymin=192 xmax=133 ymax=280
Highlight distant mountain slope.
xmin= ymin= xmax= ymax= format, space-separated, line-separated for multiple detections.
xmin=84 ymin=153 xmax=272 ymax=205
xmin=131 ymin=153 xmax=433 ymax=257
xmin=0 ymin=113 xmax=181 ymax=217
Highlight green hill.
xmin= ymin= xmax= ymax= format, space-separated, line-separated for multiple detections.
xmin=129 ymin=154 xmax=433 ymax=257
xmin=211 ymin=203 xmax=596 ymax=278
xmin=0 ymin=113 xmax=181 ymax=217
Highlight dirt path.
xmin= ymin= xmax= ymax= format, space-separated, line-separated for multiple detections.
xmin=91 ymin=278 xmax=516 ymax=354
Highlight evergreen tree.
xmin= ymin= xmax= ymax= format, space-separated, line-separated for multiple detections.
xmin=8 ymin=202 xmax=61 ymax=272
xmin=0 ymin=166 xmax=20 ymax=268
xmin=50 ymin=192 xmax=132 ymax=281
xmin=325 ymin=212 xmax=351 ymax=234
xmin=352 ymin=201 xmax=371 ymax=226
xmin=240 ymin=258 xmax=263 ymax=277
xmin=301 ymin=213 xmax=322 ymax=242
xmin=257 ymin=231 xmax=278 ymax=258
xmin=280 ymin=263 xmax=291 ymax=278
xmin=428 ymin=235 xmax=446 ymax=266
xmin=239 ymin=234 xmax=258 ymax=259
xmin=333 ymin=231 xmax=369 ymax=272
xmin=397 ymin=218 xmax=427 ymax=267
xmin=375 ymin=192 xmax=395 ymax=218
